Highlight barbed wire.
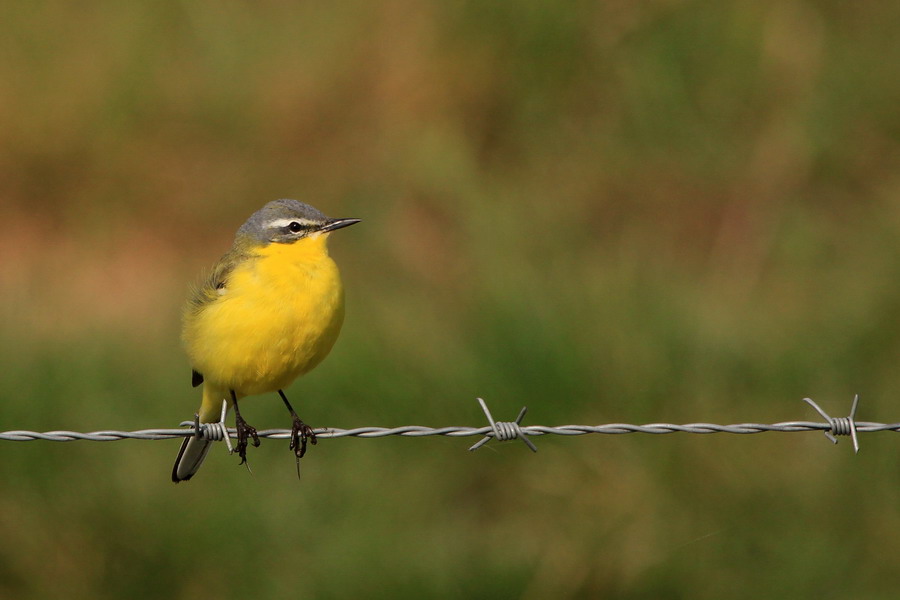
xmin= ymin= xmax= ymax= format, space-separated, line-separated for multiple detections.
xmin=0 ymin=395 xmax=894 ymax=453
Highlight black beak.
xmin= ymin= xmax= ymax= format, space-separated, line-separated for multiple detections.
xmin=319 ymin=218 xmax=361 ymax=233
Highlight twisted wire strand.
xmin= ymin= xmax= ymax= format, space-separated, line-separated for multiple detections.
xmin=0 ymin=396 xmax=884 ymax=449
xmin=0 ymin=420 xmax=897 ymax=442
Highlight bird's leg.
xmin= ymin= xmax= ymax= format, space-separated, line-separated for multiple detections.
xmin=230 ymin=390 xmax=259 ymax=466
xmin=278 ymin=389 xmax=317 ymax=459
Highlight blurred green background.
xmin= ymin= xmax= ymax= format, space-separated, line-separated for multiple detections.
xmin=2 ymin=1 xmax=900 ymax=598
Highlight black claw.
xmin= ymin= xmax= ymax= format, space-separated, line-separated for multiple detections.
xmin=230 ymin=390 xmax=259 ymax=468
xmin=290 ymin=416 xmax=317 ymax=459
xmin=235 ymin=414 xmax=259 ymax=465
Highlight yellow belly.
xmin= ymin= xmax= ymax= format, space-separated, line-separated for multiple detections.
xmin=182 ymin=236 xmax=345 ymax=397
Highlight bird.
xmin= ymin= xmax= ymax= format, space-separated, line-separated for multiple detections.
xmin=172 ymin=199 xmax=360 ymax=482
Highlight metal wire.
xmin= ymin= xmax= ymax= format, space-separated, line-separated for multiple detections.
xmin=0 ymin=395 xmax=891 ymax=452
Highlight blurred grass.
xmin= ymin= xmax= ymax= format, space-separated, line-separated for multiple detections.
xmin=2 ymin=0 xmax=900 ymax=598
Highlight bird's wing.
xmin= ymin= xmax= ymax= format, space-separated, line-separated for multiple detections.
xmin=185 ymin=246 xmax=249 ymax=315
xmin=184 ymin=246 xmax=253 ymax=386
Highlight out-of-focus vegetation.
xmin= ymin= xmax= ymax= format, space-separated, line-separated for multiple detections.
xmin=1 ymin=1 xmax=900 ymax=598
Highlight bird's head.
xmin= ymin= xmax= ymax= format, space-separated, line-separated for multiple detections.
xmin=237 ymin=199 xmax=360 ymax=246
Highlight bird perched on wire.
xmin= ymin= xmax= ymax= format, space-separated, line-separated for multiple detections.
xmin=172 ymin=199 xmax=360 ymax=482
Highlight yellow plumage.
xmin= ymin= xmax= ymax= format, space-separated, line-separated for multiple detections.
xmin=183 ymin=234 xmax=345 ymax=420
xmin=173 ymin=199 xmax=358 ymax=482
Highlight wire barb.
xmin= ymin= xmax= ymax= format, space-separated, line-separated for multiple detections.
xmin=185 ymin=401 xmax=233 ymax=451
xmin=803 ymin=394 xmax=860 ymax=453
xmin=469 ymin=397 xmax=537 ymax=452
xmin=219 ymin=399 xmax=233 ymax=454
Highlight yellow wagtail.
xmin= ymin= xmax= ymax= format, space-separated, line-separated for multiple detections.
xmin=172 ymin=199 xmax=360 ymax=482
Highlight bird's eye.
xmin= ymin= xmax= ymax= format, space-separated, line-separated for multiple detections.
xmin=288 ymin=222 xmax=303 ymax=233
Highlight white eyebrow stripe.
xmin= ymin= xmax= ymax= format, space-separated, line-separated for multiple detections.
xmin=264 ymin=217 xmax=316 ymax=229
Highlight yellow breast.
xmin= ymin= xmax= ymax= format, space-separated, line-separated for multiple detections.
xmin=183 ymin=234 xmax=345 ymax=396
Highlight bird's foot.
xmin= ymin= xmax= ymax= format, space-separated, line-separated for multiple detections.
xmin=234 ymin=413 xmax=260 ymax=466
xmin=290 ymin=416 xmax=317 ymax=459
